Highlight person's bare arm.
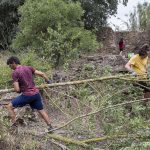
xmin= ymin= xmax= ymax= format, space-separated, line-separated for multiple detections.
xmin=13 ymin=82 xmax=20 ymax=93
xmin=125 ymin=61 xmax=133 ymax=72
xmin=34 ymin=70 xmax=49 ymax=83
xmin=125 ymin=62 xmax=132 ymax=72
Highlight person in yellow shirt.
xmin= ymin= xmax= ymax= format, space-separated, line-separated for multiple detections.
xmin=125 ymin=44 xmax=150 ymax=106
xmin=125 ymin=44 xmax=149 ymax=77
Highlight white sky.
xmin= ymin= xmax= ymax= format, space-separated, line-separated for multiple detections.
xmin=108 ymin=0 xmax=150 ymax=30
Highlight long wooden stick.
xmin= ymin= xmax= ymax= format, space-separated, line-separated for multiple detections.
xmin=46 ymin=134 xmax=88 ymax=147
xmin=0 ymin=74 xmax=148 ymax=94
xmin=82 ymin=134 xmax=149 ymax=143
xmin=49 ymin=98 xmax=150 ymax=132
xmin=42 ymin=132 xmax=149 ymax=147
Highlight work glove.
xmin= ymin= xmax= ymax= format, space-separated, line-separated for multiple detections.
xmin=45 ymin=80 xmax=53 ymax=84
xmin=131 ymin=72 xmax=137 ymax=76
xmin=129 ymin=69 xmax=137 ymax=76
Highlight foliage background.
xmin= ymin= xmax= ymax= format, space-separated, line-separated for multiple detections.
xmin=11 ymin=0 xmax=99 ymax=67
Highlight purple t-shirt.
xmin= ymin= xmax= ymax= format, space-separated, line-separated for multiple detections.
xmin=12 ymin=65 xmax=39 ymax=96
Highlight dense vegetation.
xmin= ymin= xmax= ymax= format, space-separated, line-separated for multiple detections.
xmin=0 ymin=0 xmax=150 ymax=149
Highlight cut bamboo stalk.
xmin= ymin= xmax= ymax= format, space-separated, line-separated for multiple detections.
xmin=0 ymin=74 xmax=148 ymax=95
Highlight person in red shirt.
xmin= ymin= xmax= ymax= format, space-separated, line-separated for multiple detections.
xmin=119 ymin=38 xmax=125 ymax=56
xmin=6 ymin=56 xmax=53 ymax=132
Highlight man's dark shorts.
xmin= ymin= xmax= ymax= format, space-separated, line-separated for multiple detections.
xmin=11 ymin=93 xmax=43 ymax=110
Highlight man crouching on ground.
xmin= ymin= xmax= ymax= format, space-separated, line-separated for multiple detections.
xmin=6 ymin=56 xmax=53 ymax=132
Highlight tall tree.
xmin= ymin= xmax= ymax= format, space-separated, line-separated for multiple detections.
xmin=12 ymin=0 xmax=98 ymax=67
xmin=70 ymin=0 xmax=128 ymax=30
xmin=137 ymin=2 xmax=149 ymax=31
xmin=0 ymin=0 xmax=24 ymax=50
xmin=128 ymin=2 xmax=150 ymax=31
xmin=129 ymin=8 xmax=138 ymax=31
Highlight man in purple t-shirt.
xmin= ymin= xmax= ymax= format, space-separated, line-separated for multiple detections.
xmin=6 ymin=56 xmax=53 ymax=132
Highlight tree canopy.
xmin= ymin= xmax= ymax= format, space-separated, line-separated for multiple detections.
xmin=0 ymin=0 xmax=129 ymax=51
xmin=12 ymin=0 xmax=99 ymax=66
xmin=71 ymin=0 xmax=128 ymax=30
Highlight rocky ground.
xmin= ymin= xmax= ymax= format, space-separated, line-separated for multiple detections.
xmin=51 ymin=54 xmax=128 ymax=82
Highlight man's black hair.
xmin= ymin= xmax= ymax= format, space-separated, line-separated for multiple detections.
xmin=7 ymin=56 xmax=21 ymax=65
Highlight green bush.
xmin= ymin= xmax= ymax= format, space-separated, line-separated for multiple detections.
xmin=0 ymin=53 xmax=11 ymax=88
xmin=0 ymin=50 xmax=52 ymax=89
xmin=0 ymin=66 xmax=11 ymax=89
xmin=12 ymin=0 xmax=99 ymax=67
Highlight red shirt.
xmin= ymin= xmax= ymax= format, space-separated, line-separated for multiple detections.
xmin=119 ymin=41 xmax=124 ymax=49
xmin=12 ymin=65 xmax=39 ymax=96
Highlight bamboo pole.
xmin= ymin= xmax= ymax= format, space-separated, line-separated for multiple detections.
xmin=49 ymin=98 xmax=150 ymax=132
xmin=0 ymin=74 xmax=148 ymax=94
xmin=41 ymin=132 xmax=149 ymax=147
xmin=45 ymin=134 xmax=88 ymax=147
xmin=82 ymin=134 xmax=149 ymax=143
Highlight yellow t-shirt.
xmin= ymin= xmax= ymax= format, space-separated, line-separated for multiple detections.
xmin=129 ymin=54 xmax=148 ymax=77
